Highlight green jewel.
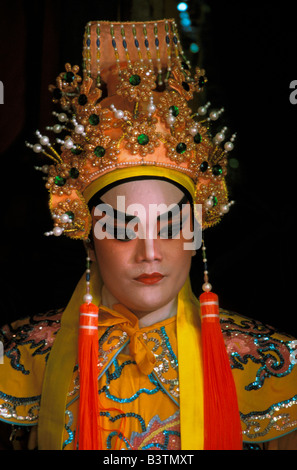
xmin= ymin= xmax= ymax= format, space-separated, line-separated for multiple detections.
xmin=169 ymin=105 xmax=179 ymax=117
xmin=129 ymin=74 xmax=141 ymax=86
xmin=212 ymin=164 xmax=223 ymax=176
xmin=137 ymin=134 xmax=149 ymax=145
xmin=71 ymin=148 xmax=82 ymax=155
xmin=89 ymin=114 xmax=100 ymax=126
xmin=194 ymin=133 xmax=202 ymax=144
xmin=69 ymin=167 xmax=80 ymax=179
xmin=176 ymin=142 xmax=187 ymax=154
xmin=94 ymin=146 xmax=106 ymax=157
xmin=200 ymin=161 xmax=208 ymax=172
xmin=66 ymin=211 xmax=75 ymax=220
xmin=212 ymin=196 xmax=218 ymax=207
xmin=64 ymin=71 xmax=75 ymax=83
xmin=78 ymin=94 xmax=88 ymax=105
xmin=54 ymin=176 xmax=66 ymax=186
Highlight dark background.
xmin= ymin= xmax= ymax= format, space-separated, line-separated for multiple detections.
xmin=0 ymin=0 xmax=296 ymax=337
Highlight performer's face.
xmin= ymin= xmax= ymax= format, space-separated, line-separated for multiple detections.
xmin=91 ymin=179 xmax=196 ymax=318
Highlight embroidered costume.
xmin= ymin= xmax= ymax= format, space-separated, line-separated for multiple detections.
xmin=1 ymin=283 xmax=297 ymax=449
xmin=0 ymin=19 xmax=296 ymax=450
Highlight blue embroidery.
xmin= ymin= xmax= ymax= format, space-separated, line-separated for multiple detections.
xmin=63 ymin=410 xmax=75 ymax=449
xmin=101 ymin=356 xmax=162 ymax=403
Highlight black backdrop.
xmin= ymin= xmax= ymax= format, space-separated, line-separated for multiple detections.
xmin=0 ymin=0 xmax=296 ymax=337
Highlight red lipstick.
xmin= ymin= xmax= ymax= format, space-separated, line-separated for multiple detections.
xmin=135 ymin=273 xmax=164 ymax=285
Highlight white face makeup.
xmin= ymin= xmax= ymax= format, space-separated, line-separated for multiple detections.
xmin=91 ymin=179 xmax=196 ymax=320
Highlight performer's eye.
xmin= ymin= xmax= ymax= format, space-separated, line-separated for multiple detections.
xmin=158 ymin=220 xmax=183 ymax=239
xmin=116 ymin=226 xmax=137 ymax=242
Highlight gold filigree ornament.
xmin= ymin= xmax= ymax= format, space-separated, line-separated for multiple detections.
xmin=123 ymin=117 xmax=161 ymax=157
xmin=116 ymin=61 xmax=157 ymax=102
xmin=157 ymin=90 xmax=191 ymax=127
xmin=48 ymin=63 xmax=82 ymax=109
xmin=167 ymin=59 xmax=207 ymax=101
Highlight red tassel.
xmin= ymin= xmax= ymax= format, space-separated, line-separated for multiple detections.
xmin=200 ymin=291 xmax=242 ymax=450
xmin=75 ymin=302 xmax=102 ymax=450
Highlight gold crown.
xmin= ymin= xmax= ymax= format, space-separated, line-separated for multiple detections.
xmin=26 ymin=20 xmax=236 ymax=240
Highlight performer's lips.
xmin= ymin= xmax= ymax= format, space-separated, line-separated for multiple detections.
xmin=135 ymin=273 xmax=164 ymax=284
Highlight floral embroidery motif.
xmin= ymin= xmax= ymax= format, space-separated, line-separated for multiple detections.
xmin=1 ymin=310 xmax=62 ymax=375
xmin=130 ymin=412 xmax=180 ymax=450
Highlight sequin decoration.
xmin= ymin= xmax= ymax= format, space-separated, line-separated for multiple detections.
xmin=0 ymin=392 xmax=40 ymax=422
xmin=220 ymin=310 xmax=296 ymax=390
xmin=101 ymin=356 xmax=162 ymax=403
xmin=63 ymin=410 xmax=75 ymax=449
xmin=98 ymin=325 xmax=129 ymax=371
xmin=241 ymin=395 xmax=297 ymax=439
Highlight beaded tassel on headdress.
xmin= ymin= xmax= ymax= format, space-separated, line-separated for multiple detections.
xmin=199 ymin=239 xmax=242 ymax=449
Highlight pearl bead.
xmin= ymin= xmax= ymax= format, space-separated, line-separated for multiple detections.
xmin=167 ymin=115 xmax=175 ymax=125
xmin=220 ymin=204 xmax=230 ymax=214
xmin=189 ymin=126 xmax=198 ymax=135
xmin=215 ymin=132 xmax=225 ymax=142
xmin=205 ymin=198 xmax=213 ymax=209
xmin=33 ymin=143 xmax=42 ymax=153
xmin=202 ymin=282 xmax=212 ymax=292
xmin=147 ymin=104 xmax=156 ymax=113
xmin=198 ymin=106 xmax=207 ymax=115
xmin=209 ymin=111 xmax=218 ymax=120
xmin=83 ymin=293 xmax=93 ymax=304
xmin=75 ymin=124 xmax=85 ymax=134
xmin=53 ymin=124 xmax=62 ymax=133
xmin=53 ymin=226 xmax=64 ymax=236
xmin=224 ymin=141 xmax=234 ymax=151
xmin=58 ymin=113 xmax=68 ymax=122
xmin=60 ymin=213 xmax=70 ymax=223
xmin=39 ymin=136 xmax=49 ymax=146
xmin=115 ymin=110 xmax=124 ymax=119
xmin=64 ymin=139 xmax=74 ymax=149
xmin=41 ymin=165 xmax=49 ymax=173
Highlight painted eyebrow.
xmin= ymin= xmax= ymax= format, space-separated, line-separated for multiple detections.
xmin=96 ymin=193 xmax=189 ymax=222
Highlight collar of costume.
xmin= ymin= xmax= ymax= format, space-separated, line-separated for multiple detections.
xmin=38 ymin=262 xmax=204 ymax=450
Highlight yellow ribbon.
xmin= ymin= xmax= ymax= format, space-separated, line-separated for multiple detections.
xmin=99 ymin=303 xmax=156 ymax=375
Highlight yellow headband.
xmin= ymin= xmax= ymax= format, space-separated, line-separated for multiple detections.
xmin=83 ymin=166 xmax=196 ymax=204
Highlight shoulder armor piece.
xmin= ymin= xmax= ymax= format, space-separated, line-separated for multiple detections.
xmin=0 ymin=310 xmax=62 ymax=426
xmin=220 ymin=309 xmax=297 ymax=444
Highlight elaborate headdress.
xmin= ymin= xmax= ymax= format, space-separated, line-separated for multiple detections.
xmin=31 ymin=20 xmax=242 ymax=450
xmin=28 ymin=19 xmax=235 ymax=240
